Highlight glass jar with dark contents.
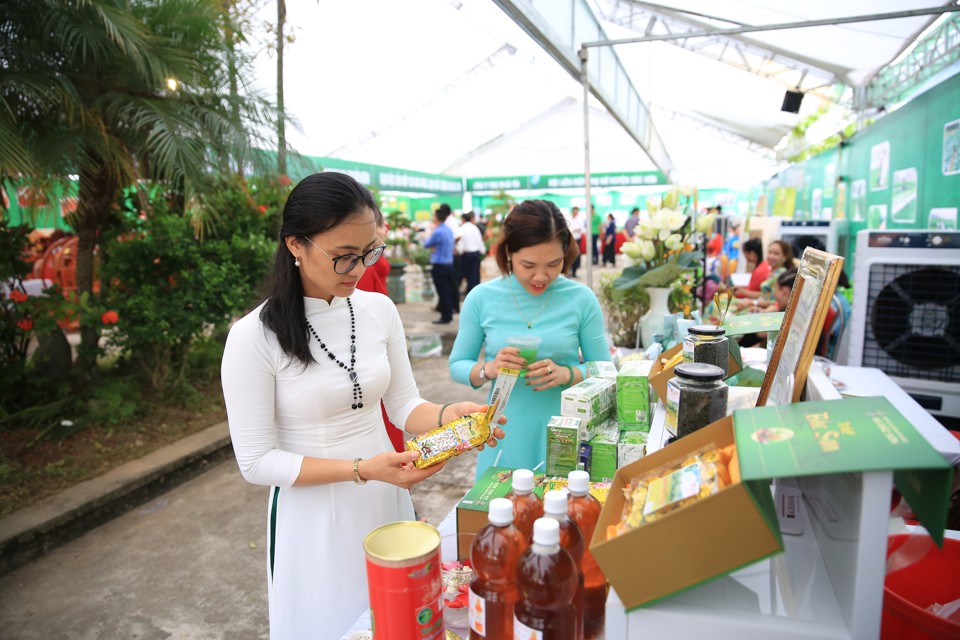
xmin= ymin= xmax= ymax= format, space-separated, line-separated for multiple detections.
xmin=682 ymin=324 xmax=729 ymax=376
xmin=666 ymin=363 xmax=728 ymax=438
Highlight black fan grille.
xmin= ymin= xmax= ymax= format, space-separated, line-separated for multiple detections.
xmin=863 ymin=263 xmax=960 ymax=382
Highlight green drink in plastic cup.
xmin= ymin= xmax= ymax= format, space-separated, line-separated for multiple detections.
xmin=508 ymin=336 xmax=542 ymax=376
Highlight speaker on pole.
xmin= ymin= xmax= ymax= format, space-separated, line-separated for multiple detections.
xmin=781 ymin=90 xmax=804 ymax=114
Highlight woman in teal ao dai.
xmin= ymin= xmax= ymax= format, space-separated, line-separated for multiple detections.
xmin=449 ymin=200 xmax=611 ymax=479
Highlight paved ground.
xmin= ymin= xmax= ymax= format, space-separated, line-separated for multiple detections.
xmin=0 ymin=259 xmax=621 ymax=640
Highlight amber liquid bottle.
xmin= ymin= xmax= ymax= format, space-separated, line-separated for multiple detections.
xmin=567 ymin=470 xmax=607 ymax=639
xmin=468 ymin=498 xmax=528 ymax=639
xmin=503 ymin=468 xmax=543 ymax=541
xmin=514 ymin=518 xmax=579 ymax=639
xmin=544 ymin=489 xmax=584 ymax=640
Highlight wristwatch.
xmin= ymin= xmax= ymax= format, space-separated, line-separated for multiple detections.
xmin=478 ymin=362 xmax=489 ymax=381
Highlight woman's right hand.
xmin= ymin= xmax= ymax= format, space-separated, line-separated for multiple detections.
xmin=488 ymin=346 xmax=530 ymax=374
xmin=359 ymin=451 xmax=445 ymax=490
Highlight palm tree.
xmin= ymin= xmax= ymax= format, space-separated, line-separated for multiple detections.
xmin=0 ymin=0 xmax=278 ymax=369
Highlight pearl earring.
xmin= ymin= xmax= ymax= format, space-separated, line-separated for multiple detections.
xmin=294 ymin=257 xmax=301 ymax=267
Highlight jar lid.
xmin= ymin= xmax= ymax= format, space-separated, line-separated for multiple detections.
xmin=688 ymin=324 xmax=725 ymax=337
xmin=674 ymin=362 xmax=725 ymax=381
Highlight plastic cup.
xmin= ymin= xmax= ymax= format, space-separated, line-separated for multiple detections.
xmin=507 ymin=336 xmax=542 ymax=376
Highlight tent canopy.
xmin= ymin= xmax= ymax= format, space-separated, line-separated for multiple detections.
xmin=251 ymin=0 xmax=956 ymax=190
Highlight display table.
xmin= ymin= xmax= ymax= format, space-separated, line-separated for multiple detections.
xmin=343 ymin=359 xmax=957 ymax=639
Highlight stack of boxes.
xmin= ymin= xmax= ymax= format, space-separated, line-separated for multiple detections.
xmin=548 ymin=359 xmax=656 ymax=481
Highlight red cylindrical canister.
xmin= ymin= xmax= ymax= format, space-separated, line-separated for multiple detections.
xmin=364 ymin=521 xmax=445 ymax=640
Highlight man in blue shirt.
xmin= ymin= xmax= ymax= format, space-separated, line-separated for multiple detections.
xmin=424 ymin=204 xmax=456 ymax=324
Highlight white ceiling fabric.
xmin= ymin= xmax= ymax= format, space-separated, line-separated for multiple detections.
xmin=251 ymin=0 xmax=952 ymax=190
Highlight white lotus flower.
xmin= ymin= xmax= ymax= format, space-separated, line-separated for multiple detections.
xmin=696 ymin=213 xmax=718 ymax=234
xmin=665 ymin=210 xmax=687 ymax=231
xmin=664 ymin=234 xmax=684 ymax=251
xmin=658 ymin=228 xmax=671 ymax=241
xmin=638 ymin=221 xmax=657 ymax=240
xmin=639 ymin=239 xmax=656 ymax=261
xmin=621 ymin=241 xmax=644 ymax=260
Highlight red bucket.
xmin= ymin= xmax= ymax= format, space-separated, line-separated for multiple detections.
xmin=364 ymin=521 xmax=445 ymax=640
xmin=882 ymin=534 xmax=960 ymax=639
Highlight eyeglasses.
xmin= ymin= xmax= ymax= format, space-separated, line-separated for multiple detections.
xmin=304 ymin=236 xmax=386 ymax=274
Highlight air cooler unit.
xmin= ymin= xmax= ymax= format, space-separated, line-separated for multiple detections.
xmin=780 ymin=219 xmax=848 ymax=256
xmin=846 ymin=230 xmax=960 ymax=420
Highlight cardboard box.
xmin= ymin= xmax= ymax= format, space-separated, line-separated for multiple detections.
xmin=649 ymin=341 xmax=743 ymax=405
xmin=590 ymin=417 xmax=782 ymax=610
xmin=561 ymin=377 xmax=616 ymax=435
xmin=617 ymin=431 xmax=648 ymax=468
xmin=455 ymin=466 xmax=546 ymax=560
xmin=546 ymin=416 xmax=582 ymax=477
xmin=587 ymin=420 xmax=620 ymax=482
xmin=616 ymin=360 xmax=655 ymax=431
xmin=586 ymin=360 xmax=618 ymax=382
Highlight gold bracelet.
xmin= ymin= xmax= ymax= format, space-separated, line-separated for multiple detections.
xmin=438 ymin=402 xmax=453 ymax=427
xmin=353 ymin=457 xmax=367 ymax=485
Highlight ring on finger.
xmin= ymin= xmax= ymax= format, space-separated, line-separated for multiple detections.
xmin=547 ymin=366 xmax=553 ymax=374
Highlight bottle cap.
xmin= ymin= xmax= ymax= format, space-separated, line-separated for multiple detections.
xmin=568 ymin=470 xmax=590 ymax=495
xmin=512 ymin=468 xmax=535 ymax=492
xmin=689 ymin=324 xmax=725 ymax=337
xmin=674 ymin=362 xmax=725 ymax=381
xmin=532 ymin=517 xmax=560 ymax=547
xmin=543 ymin=489 xmax=569 ymax=516
xmin=488 ymin=498 xmax=514 ymax=526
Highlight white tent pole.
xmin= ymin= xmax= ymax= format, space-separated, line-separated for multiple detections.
xmin=580 ymin=45 xmax=594 ymax=290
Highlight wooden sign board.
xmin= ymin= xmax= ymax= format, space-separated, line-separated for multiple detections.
xmin=757 ymin=248 xmax=844 ymax=406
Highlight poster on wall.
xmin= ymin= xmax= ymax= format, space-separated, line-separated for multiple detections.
xmin=868 ymin=204 xmax=888 ymax=229
xmin=944 ymin=119 xmax=960 ymax=176
xmin=870 ymin=141 xmax=890 ymax=190
xmin=835 ymin=181 xmax=847 ymax=219
xmin=929 ymin=208 xmax=958 ymax=230
xmin=773 ymin=187 xmax=796 ymax=217
xmin=812 ymin=188 xmax=823 ymax=220
xmin=824 ymin=164 xmax=836 ymax=198
xmin=850 ymin=179 xmax=867 ymax=221
xmin=891 ymin=167 xmax=918 ymax=224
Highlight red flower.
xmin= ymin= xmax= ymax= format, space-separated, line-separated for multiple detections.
xmin=278 ymin=174 xmax=292 ymax=186
xmin=101 ymin=310 xmax=119 ymax=325
xmin=257 ymin=204 xmax=268 ymax=214
xmin=9 ymin=290 xmax=28 ymax=303
xmin=16 ymin=318 xmax=33 ymax=331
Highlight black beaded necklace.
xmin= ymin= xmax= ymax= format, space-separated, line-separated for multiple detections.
xmin=305 ymin=298 xmax=363 ymax=410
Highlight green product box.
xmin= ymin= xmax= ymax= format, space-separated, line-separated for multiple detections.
xmin=455 ymin=466 xmax=547 ymax=560
xmin=617 ymin=360 xmax=655 ymax=431
xmin=586 ymin=360 xmax=618 ymax=383
xmin=617 ymin=430 xmax=648 ymax=468
xmin=587 ymin=420 xmax=620 ymax=482
xmin=561 ymin=377 xmax=616 ymax=439
xmin=546 ymin=415 xmax=582 ymax=478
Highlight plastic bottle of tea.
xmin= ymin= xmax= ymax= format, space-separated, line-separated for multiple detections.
xmin=503 ymin=468 xmax=543 ymax=541
xmin=468 ymin=498 xmax=528 ymax=640
xmin=543 ymin=489 xmax=584 ymax=640
xmin=567 ymin=470 xmax=606 ymax=639
xmin=514 ymin=518 xmax=579 ymax=640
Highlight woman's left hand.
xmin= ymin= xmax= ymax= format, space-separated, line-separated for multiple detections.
xmin=445 ymin=402 xmax=507 ymax=450
xmin=525 ymin=359 xmax=573 ymax=392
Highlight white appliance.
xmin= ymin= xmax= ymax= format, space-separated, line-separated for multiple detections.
xmin=779 ymin=219 xmax=849 ymax=257
xmin=846 ymin=230 xmax=960 ymax=421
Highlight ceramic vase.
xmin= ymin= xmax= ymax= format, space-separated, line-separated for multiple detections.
xmin=638 ymin=286 xmax=672 ymax=348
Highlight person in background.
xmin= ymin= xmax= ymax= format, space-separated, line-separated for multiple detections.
xmin=568 ymin=206 xmax=585 ymax=278
xmin=459 ymin=211 xmax=484 ymax=295
xmin=733 ymin=237 xmax=770 ymax=299
xmin=590 ymin=205 xmax=602 ymax=265
xmin=220 ymin=172 xmax=504 ymax=639
xmin=624 ymin=207 xmax=640 ymax=242
xmin=723 ymin=217 xmax=741 ymax=263
xmin=424 ymin=204 xmax=456 ymax=324
xmin=445 ymin=207 xmax=462 ymax=313
xmin=357 ymin=216 xmax=404 ymax=453
xmin=734 ymin=239 xmax=796 ymax=309
xmin=449 ymin=199 xmax=611 ymax=479
xmin=602 ymin=212 xmax=617 ymax=266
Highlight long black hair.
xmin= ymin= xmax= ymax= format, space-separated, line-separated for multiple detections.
xmin=259 ymin=172 xmax=379 ymax=365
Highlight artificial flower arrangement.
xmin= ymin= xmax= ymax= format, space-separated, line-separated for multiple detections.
xmin=614 ymin=186 xmax=715 ymax=290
